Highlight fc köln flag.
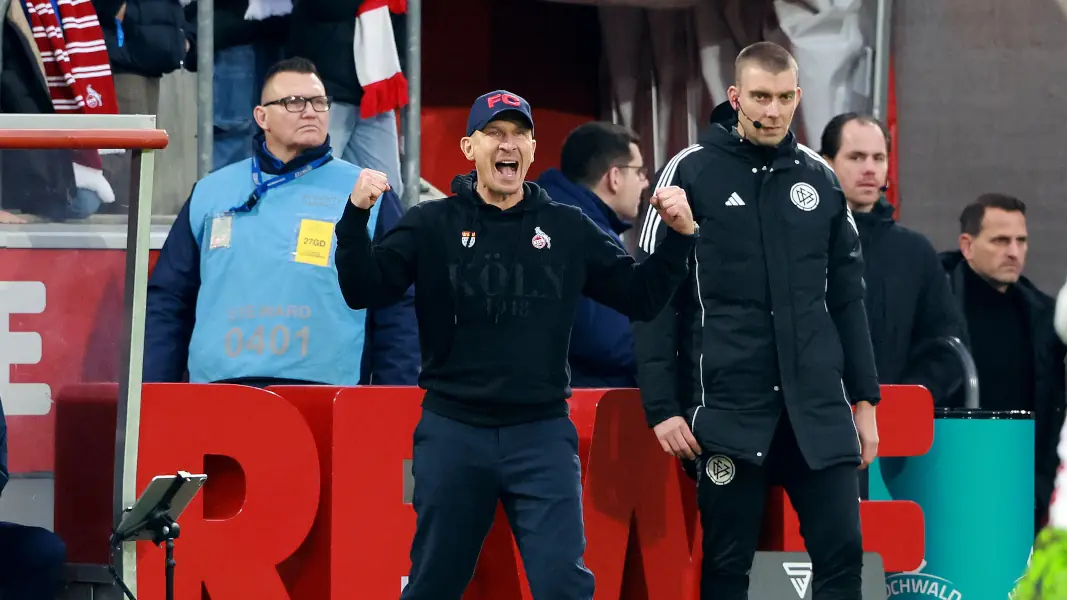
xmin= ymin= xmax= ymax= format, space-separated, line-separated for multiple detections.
xmin=353 ymin=0 xmax=408 ymax=118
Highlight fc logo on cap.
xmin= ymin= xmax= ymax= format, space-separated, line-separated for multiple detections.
xmin=487 ymin=93 xmax=522 ymax=109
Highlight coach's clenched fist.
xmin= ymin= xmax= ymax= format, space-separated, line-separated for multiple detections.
xmin=349 ymin=169 xmax=391 ymax=210
xmin=649 ymin=186 xmax=695 ymax=236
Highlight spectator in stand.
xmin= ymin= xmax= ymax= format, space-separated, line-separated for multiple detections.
xmin=0 ymin=396 xmax=67 ymax=599
xmin=183 ymin=0 xmax=290 ymax=171
xmin=537 ymin=122 xmax=649 ymax=388
xmin=0 ymin=0 xmax=115 ymax=221
xmin=940 ymin=193 xmax=1067 ymax=533
xmin=144 ymin=57 xmax=419 ymax=387
xmin=286 ymin=0 xmax=408 ymax=204
xmin=820 ymin=114 xmax=968 ymax=406
xmin=92 ymin=0 xmax=188 ymax=210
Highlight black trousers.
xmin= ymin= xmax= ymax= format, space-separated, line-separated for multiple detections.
xmin=697 ymin=415 xmax=863 ymax=600
xmin=400 ymin=410 xmax=595 ymax=600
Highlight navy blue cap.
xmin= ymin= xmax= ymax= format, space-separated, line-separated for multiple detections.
xmin=466 ymin=90 xmax=534 ymax=136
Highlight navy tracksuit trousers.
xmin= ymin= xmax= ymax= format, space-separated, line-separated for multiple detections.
xmin=0 ymin=521 xmax=66 ymax=599
xmin=400 ymin=409 xmax=595 ymax=600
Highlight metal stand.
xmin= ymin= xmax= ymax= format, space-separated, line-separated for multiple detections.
xmin=142 ymin=508 xmax=181 ymax=600
xmin=108 ymin=471 xmax=206 ymax=600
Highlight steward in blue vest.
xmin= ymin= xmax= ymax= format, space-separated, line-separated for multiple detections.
xmin=143 ymin=128 xmax=419 ymax=386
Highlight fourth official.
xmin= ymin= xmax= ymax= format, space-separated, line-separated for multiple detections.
xmin=633 ymin=41 xmax=880 ymax=599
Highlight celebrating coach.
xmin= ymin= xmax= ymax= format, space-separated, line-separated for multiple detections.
xmin=334 ymin=90 xmax=697 ymax=599
xmin=633 ymin=42 xmax=880 ymax=599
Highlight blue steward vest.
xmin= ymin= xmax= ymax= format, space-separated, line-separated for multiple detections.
xmin=186 ymin=156 xmax=380 ymax=384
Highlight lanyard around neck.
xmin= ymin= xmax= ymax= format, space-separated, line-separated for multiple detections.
xmin=230 ymin=151 xmax=332 ymax=213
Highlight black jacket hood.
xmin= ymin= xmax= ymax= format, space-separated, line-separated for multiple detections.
xmin=709 ymin=100 xmax=738 ymax=126
xmin=701 ymin=99 xmax=801 ymax=160
xmin=700 ymin=119 xmax=801 ymax=165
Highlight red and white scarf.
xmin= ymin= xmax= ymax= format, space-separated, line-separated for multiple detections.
xmin=23 ymin=0 xmax=117 ymax=114
xmin=352 ymin=0 xmax=408 ymax=118
xmin=246 ymin=0 xmax=408 ymax=119
xmin=23 ymin=0 xmax=117 ymax=203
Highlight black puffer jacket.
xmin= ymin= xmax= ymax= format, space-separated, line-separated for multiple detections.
xmin=634 ymin=117 xmax=881 ymax=471
xmin=854 ymin=199 xmax=968 ymax=404
xmin=93 ymin=0 xmax=188 ymax=77
xmin=182 ymin=0 xmax=290 ymax=71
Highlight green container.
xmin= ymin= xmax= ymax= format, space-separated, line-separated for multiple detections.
xmin=870 ymin=409 xmax=1034 ymax=599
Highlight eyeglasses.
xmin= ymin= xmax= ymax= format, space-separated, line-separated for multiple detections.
xmin=615 ymin=164 xmax=649 ymax=179
xmin=263 ymin=95 xmax=332 ymax=113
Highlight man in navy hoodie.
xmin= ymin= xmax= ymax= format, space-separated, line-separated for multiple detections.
xmin=335 ymin=90 xmax=697 ymax=600
xmin=537 ymin=122 xmax=650 ymax=388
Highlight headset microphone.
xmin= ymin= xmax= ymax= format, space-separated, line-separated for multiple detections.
xmin=734 ymin=101 xmax=762 ymax=129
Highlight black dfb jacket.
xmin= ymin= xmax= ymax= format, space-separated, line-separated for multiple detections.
xmin=335 ymin=172 xmax=695 ymax=427
xmin=633 ymin=123 xmax=881 ymax=471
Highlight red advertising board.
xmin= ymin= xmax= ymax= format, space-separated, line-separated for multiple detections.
xmin=54 ymin=384 xmax=929 ymax=599
xmin=0 ymin=247 xmax=162 ymax=474
xmin=1 ymin=249 xmax=138 ymax=472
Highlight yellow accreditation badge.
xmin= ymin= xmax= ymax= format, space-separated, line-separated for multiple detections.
xmin=294 ymin=219 xmax=335 ymax=267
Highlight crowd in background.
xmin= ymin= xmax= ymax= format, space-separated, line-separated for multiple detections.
xmin=0 ymin=0 xmax=408 ymax=223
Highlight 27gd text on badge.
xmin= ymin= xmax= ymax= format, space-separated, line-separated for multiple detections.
xmin=224 ymin=305 xmax=312 ymax=358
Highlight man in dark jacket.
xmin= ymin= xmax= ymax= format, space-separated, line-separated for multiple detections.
xmin=537 ymin=122 xmax=650 ymax=388
xmin=820 ymin=113 xmax=968 ymax=407
xmin=0 ymin=397 xmax=67 ymax=598
xmin=633 ymin=42 xmax=880 ymax=599
xmin=335 ymin=89 xmax=697 ymax=600
xmin=183 ymin=0 xmax=289 ymax=170
xmin=941 ymin=193 xmax=1067 ymax=533
xmin=91 ymin=0 xmax=188 ymax=80
xmin=287 ymin=0 xmax=407 ymax=204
